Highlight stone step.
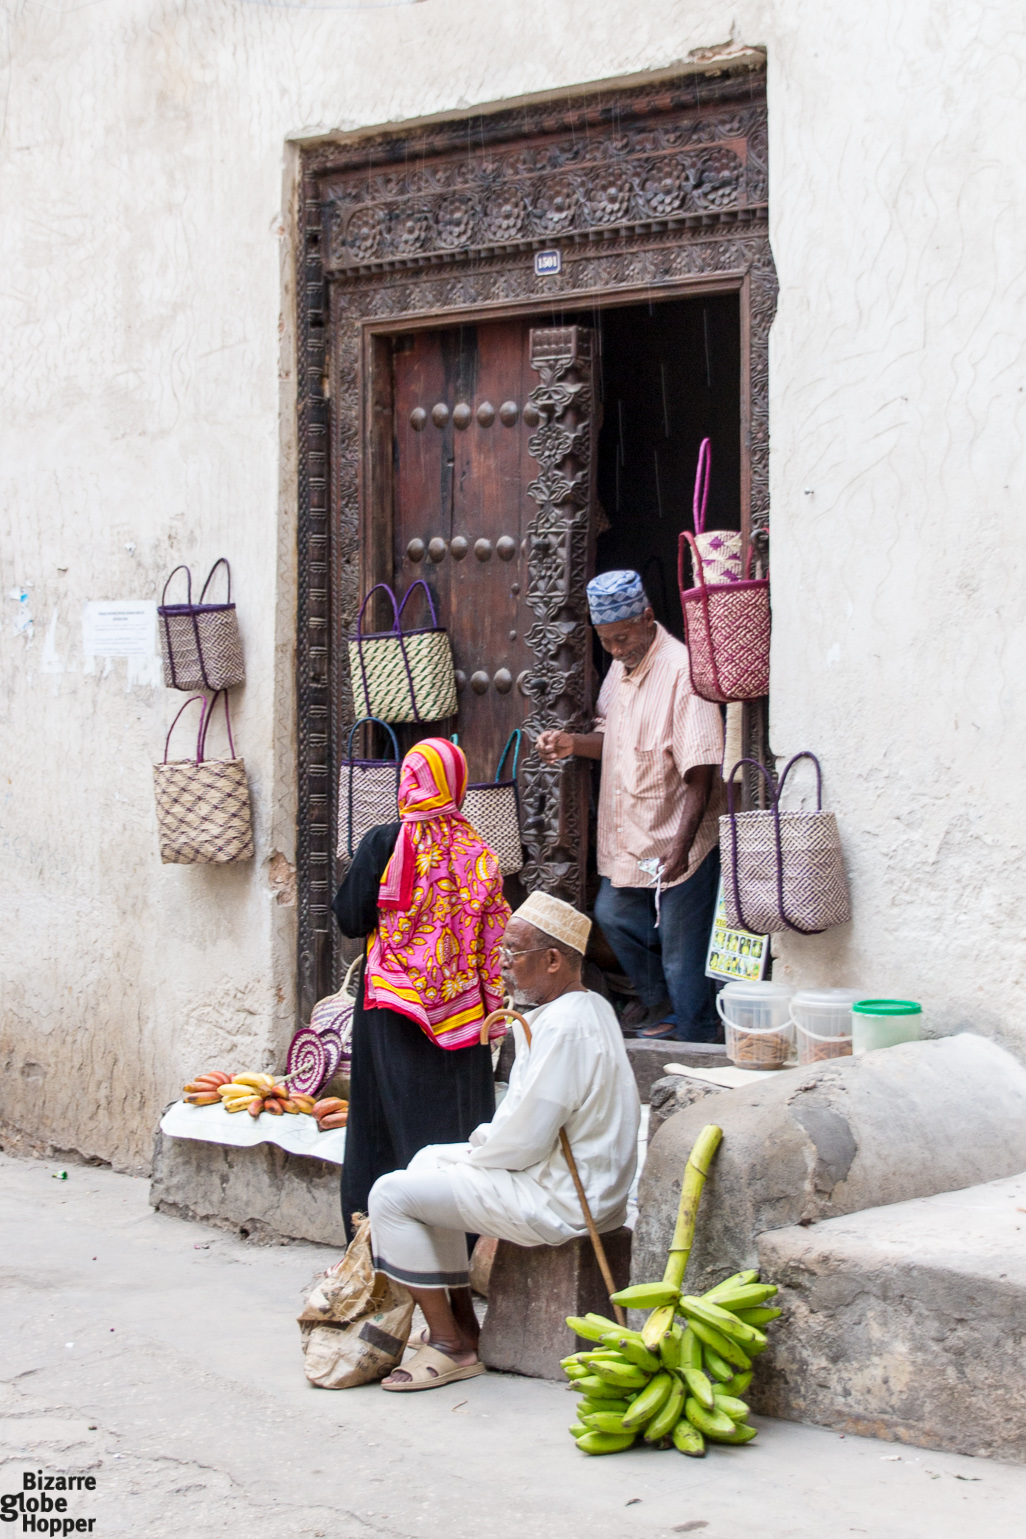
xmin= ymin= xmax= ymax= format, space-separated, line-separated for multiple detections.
xmin=753 ymin=1171 xmax=1026 ymax=1461
xmin=623 ymin=1038 xmax=726 ymax=1102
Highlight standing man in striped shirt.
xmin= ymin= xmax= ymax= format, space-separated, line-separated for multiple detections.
xmin=536 ymin=569 xmax=724 ymax=1042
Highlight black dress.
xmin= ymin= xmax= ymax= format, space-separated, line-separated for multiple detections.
xmin=332 ymin=822 xmax=496 ymax=1241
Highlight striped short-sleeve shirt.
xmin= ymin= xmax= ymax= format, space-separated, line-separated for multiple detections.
xmin=594 ymin=624 xmax=725 ymax=889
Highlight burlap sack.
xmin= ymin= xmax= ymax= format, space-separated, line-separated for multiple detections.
xmin=297 ymin=1215 xmax=413 ymax=1389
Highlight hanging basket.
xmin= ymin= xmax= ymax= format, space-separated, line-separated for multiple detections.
xmin=158 ymin=559 xmax=245 ymax=693
xmin=678 ymin=532 xmax=770 ymax=703
xmin=690 ymin=437 xmax=744 ymax=586
xmin=461 ymin=729 xmax=524 ymax=875
xmin=720 ymin=753 xmax=852 ymax=935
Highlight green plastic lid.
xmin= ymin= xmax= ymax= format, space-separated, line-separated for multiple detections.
xmin=851 ymin=999 xmax=922 ymax=1016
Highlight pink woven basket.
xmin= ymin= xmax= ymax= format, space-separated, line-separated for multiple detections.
xmin=678 ymin=531 xmax=770 ymax=703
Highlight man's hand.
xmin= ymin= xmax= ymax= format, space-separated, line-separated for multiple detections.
xmin=534 ymin=730 xmax=604 ymax=764
xmin=535 ymin=729 xmax=576 ymax=764
xmin=661 ymin=764 xmax=716 ymax=882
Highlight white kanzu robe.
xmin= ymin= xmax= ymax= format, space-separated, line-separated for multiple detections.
xmin=414 ymin=989 xmax=641 ymax=1247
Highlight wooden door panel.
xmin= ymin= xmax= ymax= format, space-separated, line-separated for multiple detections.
xmin=391 ymin=320 xmax=536 ymax=784
xmin=379 ymin=319 xmax=597 ymax=906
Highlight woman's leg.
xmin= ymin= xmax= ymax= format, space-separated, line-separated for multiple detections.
xmin=339 ymin=993 xmax=396 ymax=1241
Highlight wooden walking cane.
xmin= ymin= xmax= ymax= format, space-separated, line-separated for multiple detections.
xmin=480 ymin=1007 xmax=627 ymax=1328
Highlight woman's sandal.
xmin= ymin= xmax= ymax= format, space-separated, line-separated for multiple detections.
xmin=381 ymin=1343 xmax=485 ymax=1393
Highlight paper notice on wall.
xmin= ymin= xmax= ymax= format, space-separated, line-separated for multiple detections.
xmin=705 ymin=879 xmax=770 ymax=983
xmin=82 ymin=600 xmax=156 ymax=658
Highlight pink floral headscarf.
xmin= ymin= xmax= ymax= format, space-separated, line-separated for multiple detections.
xmin=364 ymin=738 xmax=510 ymax=1050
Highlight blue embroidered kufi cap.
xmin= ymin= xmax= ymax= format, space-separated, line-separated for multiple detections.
xmin=586 ymin=569 xmax=650 ymax=625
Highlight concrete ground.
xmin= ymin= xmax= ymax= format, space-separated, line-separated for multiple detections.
xmin=1 ymin=1154 xmax=1024 ymax=1539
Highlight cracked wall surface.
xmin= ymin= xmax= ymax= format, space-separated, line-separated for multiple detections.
xmin=2 ymin=2 xmax=1026 ymax=1166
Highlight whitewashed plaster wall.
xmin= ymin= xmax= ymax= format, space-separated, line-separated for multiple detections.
xmin=1 ymin=0 xmax=1023 ymax=1169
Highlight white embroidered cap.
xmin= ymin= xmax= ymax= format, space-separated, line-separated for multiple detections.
xmin=513 ymin=891 xmax=592 ymax=957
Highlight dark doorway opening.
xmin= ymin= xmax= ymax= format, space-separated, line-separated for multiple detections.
xmin=594 ymin=293 xmax=741 ymax=649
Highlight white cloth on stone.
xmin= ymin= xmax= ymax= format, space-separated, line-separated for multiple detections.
xmin=415 ymin=989 xmax=641 ymax=1248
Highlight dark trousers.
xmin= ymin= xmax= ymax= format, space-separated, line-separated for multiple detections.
xmin=340 ymin=978 xmax=495 ymax=1241
xmin=594 ymin=845 xmax=720 ymax=1042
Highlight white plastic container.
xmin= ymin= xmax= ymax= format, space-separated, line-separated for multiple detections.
xmin=851 ymin=1000 xmax=923 ymax=1054
xmin=717 ymin=980 xmax=794 ymax=1070
xmin=790 ymin=988 xmax=863 ymax=1066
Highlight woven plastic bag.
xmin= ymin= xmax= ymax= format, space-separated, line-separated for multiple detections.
xmin=461 ymin=729 xmax=524 ymax=875
xmin=153 ymin=693 xmax=254 ymax=865
xmin=297 ymin=1215 xmax=413 ymax=1389
xmin=158 ymin=559 xmax=245 ymax=692
xmin=678 ymin=535 xmax=770 ymax=703
xmin=690 ymin=438 xmax=743 ymax=585
xmin=336 ymin=717 xmax=401 ymax=859
xmin=309 ymin=954 xmax=361 ymax=1081
xmin=348 ymin=581 xmax=457 ymax=724
xmin=720 ymin=753 xmax=851 ymax=935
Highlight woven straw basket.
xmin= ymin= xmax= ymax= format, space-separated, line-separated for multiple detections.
xmin=158 ymin=559 xmax=245 ymax=693
xmin=720 ymin=754 xmax=851 ymax=935
xmin=336 ymin=717 xmax=401 ymax=859
xmin=348 ymin=581 xmax=457 ymax=724
xmin=691 ymin=438 xmax=744 ymax=586
xmin=153 ymin=693 xmax=254 ymax=865
xmin=461 ymin=729 xmax=524 ymax=875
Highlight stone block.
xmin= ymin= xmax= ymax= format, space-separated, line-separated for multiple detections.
xmin=479 ymin=1227 xmax=632 ymax=1379
xmin=623 ymin=1039 xmax=727 ymax=1103
xmin=632 ymin=1034 xmax=1026 ymax=1292
xmin=648 ymin=1073 xmax=725 ymax=1136
xmin=752 ymin=1172 xmax=1026 ymax=1460
xmin=150 ymin=1129 xmax=346 ymax=1247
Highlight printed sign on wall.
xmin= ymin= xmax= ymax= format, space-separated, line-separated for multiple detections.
xmin=705 ymin=880 xmax=770 ymax=983
xmin=82 ymin=600 xmax=156 ymax=658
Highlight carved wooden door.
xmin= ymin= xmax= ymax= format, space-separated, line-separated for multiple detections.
xmin=383 ymin=321 xmax=595 ymax=905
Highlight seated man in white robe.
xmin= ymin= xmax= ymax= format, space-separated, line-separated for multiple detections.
xmin=368 ymin=891 xmax=641 ymax=1392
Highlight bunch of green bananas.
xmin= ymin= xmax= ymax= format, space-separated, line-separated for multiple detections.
xmin=563 ymin=1269 xmax=781 ymax=1456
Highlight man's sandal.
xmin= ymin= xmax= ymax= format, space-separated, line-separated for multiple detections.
xmin=381 ymin=1343 xmax=486 ymax=1393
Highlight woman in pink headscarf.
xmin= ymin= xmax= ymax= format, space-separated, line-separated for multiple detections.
xmin=332 ymin=737 xmax=511 ymax=1238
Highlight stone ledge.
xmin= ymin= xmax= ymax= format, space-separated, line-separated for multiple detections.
xmin=150 ymin=1129 xmax=346 ymax=1248
xmin=753 ymin=1172 xmax=1026 ymax=1460
xmin=624 ymin=1039 xmax=726 ymax=1103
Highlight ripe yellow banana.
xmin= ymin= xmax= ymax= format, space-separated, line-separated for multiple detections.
xmin=225 ymin=1094 xmax=259 ymax=1112
xmin=233 ymin=1073 xmax=274 ymax=1091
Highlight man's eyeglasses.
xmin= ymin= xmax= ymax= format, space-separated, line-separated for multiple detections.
xmin=499 ymin=945 xmax=551 ymax=966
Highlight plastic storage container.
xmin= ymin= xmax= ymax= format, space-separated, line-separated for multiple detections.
xmin=851 ymin=999 xmax=922 ymax=1054
xmin=790 ymin=988 xmax=863 ymax=1066
xmin=717 ymin=980 xmax=795 ymax=1070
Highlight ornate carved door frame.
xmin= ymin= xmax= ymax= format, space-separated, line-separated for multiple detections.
xmin=295 ymin=68 xmax=776 ymax=1017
